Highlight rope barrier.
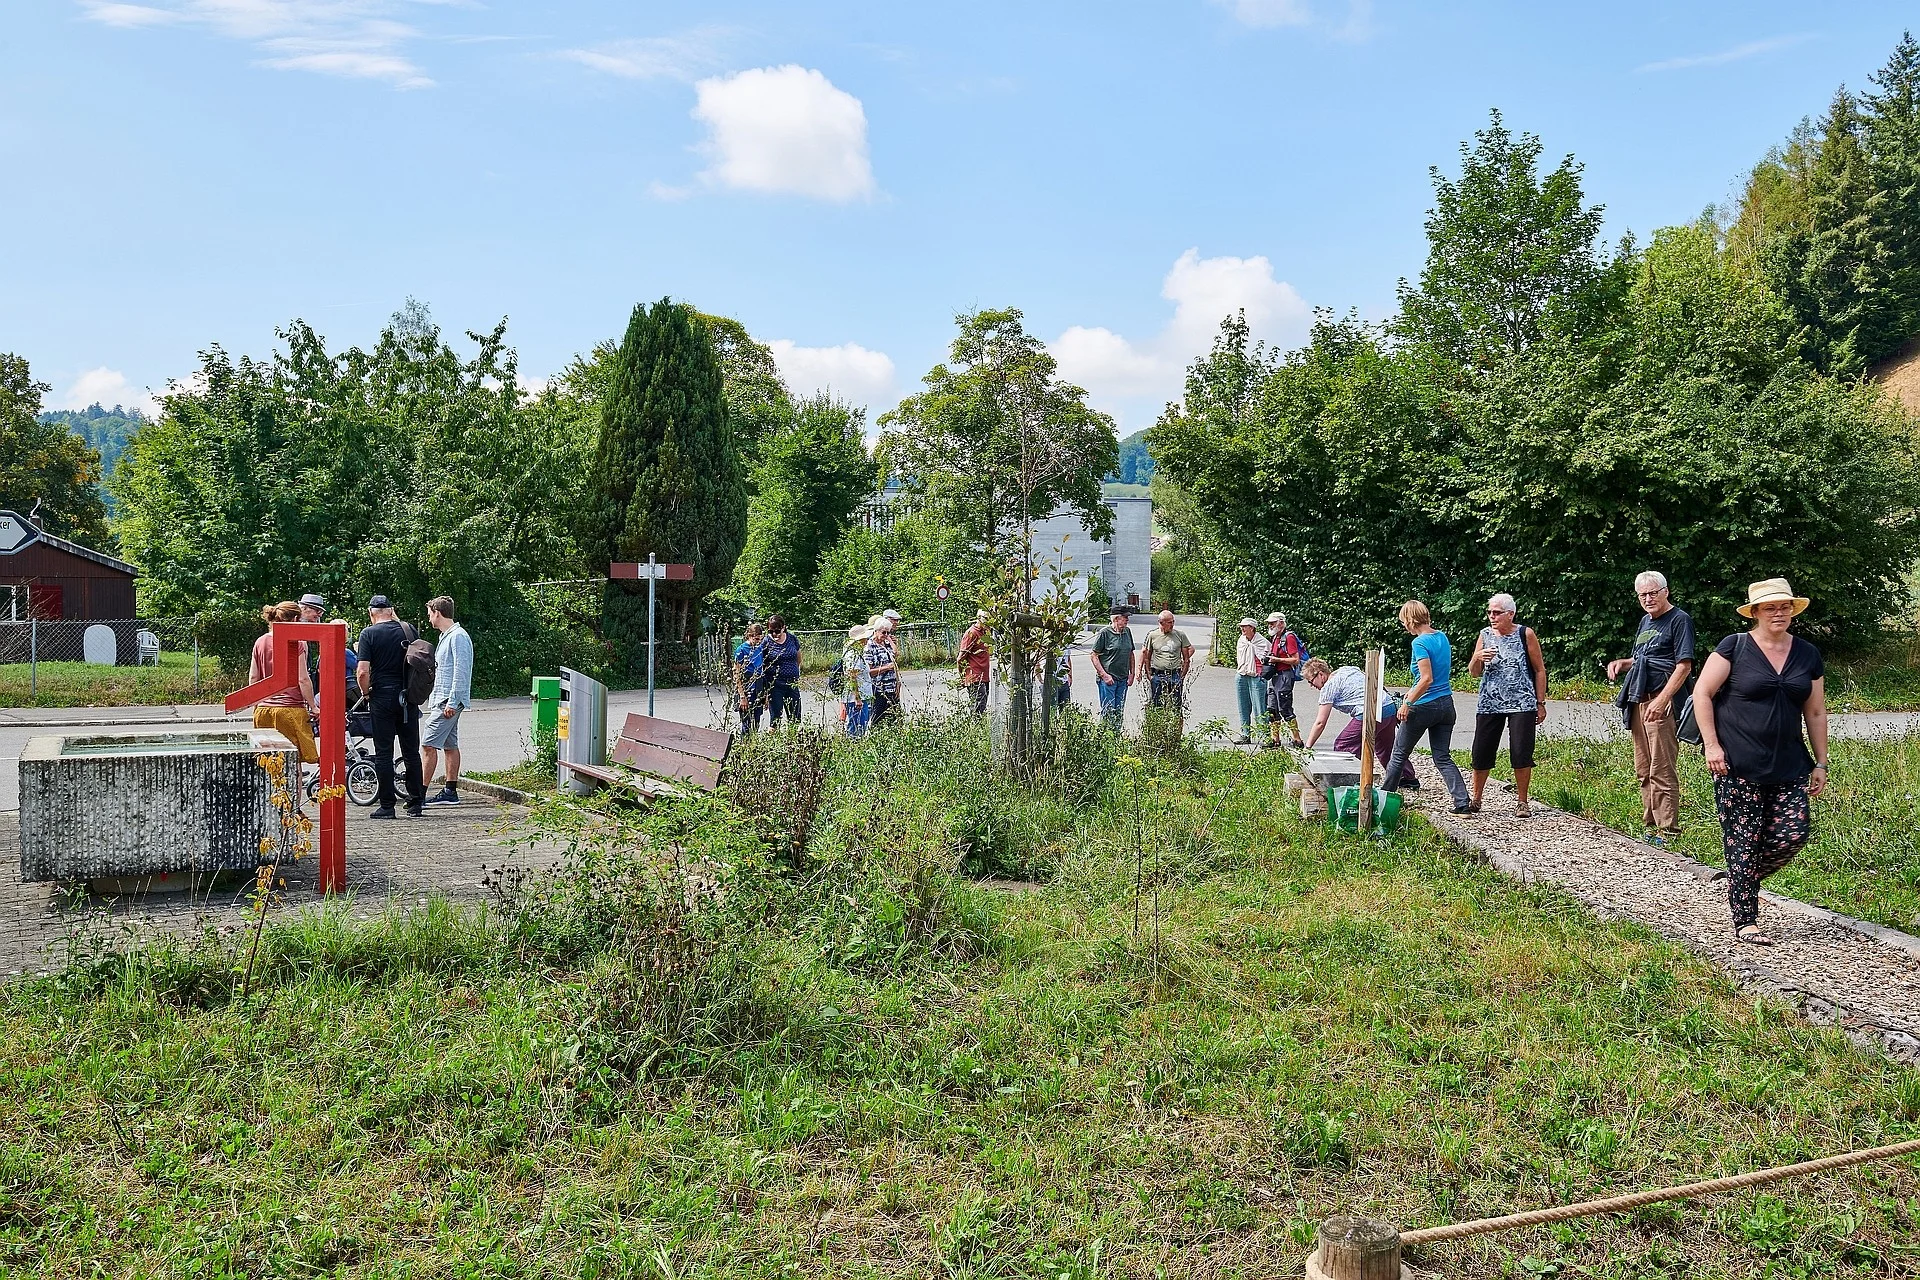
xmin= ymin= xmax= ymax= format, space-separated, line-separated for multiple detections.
xmin=1398 ymin=1136 xmax=1920 ymax=1245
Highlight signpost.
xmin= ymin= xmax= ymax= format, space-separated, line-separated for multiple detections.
xmin=0 ymin=512 xmax=40 ymax=554
xmin=609 ymin=556 xmax=695 ymax=716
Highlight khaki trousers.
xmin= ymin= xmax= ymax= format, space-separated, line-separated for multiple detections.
xmin=1629 ymin=703 xmax=1680 ymax=835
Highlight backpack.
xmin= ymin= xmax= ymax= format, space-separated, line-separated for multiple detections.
xmin=827 ymin=656 xmax=847 ymax=696
xmin=399 ymin=622 xmax=437 ymax=708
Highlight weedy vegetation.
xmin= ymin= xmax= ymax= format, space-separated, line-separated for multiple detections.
xmin=2 ymin=708 xmax=1917 ymax=1278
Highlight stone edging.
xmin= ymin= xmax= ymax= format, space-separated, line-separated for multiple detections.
xmin=457 ymin=778 xmax=528 ymax=805
xmin=1415 ymin=800 xmax=1920 ymax=1064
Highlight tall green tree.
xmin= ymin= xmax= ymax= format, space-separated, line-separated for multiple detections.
xmin=587 ymin=299 xmax=747 ymax=671
xmin=727 ymin=392 xmax=876 ymax=624
xmin=880 ymin=307 xmax=1117 ymax=564
xmin=0 ymin=355 xmax=110 ymax=547
xmin=1864 ymin=32 xmax=1920 ymax=362
xmin=1394 ymin=109 xmax=1610 ymax=372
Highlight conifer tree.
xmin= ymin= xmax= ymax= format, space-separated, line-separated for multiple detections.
xmin=587 ymin=299 xmax=747 ymax=677
xmin=1864 ymin=32 xmax=1920 ymax=360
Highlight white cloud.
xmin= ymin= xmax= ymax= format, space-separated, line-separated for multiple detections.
xmin=690 ymin=65 xmax=876 ymax=201
xmin=767 ymin=340 xmax=895 ymax=407
xmin=557 ymin=30 xmax=727 ymax=82
xmin=1636 ymin=33 xmax=1813 ymax=74
xmin=1051 ymin=248 xmax=1311 ymax=426
xmin=1213 ymin=0 xmax=1374 ymax=40
xmin=78 ymin=0 xmax=436 ymax=88
xmin=51 ymin=367 xmax=163 ymax=418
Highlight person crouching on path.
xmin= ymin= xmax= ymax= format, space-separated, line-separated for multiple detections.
xmin=250 ymin=601 xmax=318 ymax=767
xmin=840 ymin=623 xmax=872 ymax=736
xmin=357 ymin=594 xmax=425 ymax=818
xmin=1090 ymin=608 xmax=1134 ymax=730
xmin=1263 ymin=611 xmax=1307 ymax=749
xmin=1693 ymin=578 xmax=1829 ymax=947
xmin=421 ymin=595 xmax=472 ymax=807
xmin=1380 ymin=600 xmax=1472 ymax=814
xmin=1605 ymin=570 xmax=1696 ymax=847
xmin=958 ymin=610 xmax=991 ymax=716
xmin=1232 ymin=618 xmax=1270 ymax=746
xmin=864 ymin=615 xmax=901 ymax=726
xmin=1466 ymin=592 xmax=1548 ymax=817
xmin=1300 ymin=658 xmax=1415 ymax=787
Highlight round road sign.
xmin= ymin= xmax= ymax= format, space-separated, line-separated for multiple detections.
xmin=936 ymin=584 xmax=950 ymax=600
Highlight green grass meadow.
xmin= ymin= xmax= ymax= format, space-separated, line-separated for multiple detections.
xmin=0 ymin=649 xmax=238 ymax=708
xmin=3 ymin=717 xmax=1917 ymax=1278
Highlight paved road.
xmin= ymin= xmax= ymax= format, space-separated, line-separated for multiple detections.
xmin=3 ymin=613 xmax=1916 ymax=810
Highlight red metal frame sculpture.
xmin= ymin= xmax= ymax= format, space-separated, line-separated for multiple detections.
xmin=224 ymin=621 xmax=349 ymax=892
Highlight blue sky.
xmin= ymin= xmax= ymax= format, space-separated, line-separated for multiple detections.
xmin=2 ymin=1 xmax=1913 ymax=435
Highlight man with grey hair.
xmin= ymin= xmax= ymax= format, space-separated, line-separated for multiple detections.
xmin=1605 ymin=570 xmax=1695 ymax=845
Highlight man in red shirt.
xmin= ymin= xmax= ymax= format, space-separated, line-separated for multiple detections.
xmin=958 ymin=610 xmax=991 ymax=715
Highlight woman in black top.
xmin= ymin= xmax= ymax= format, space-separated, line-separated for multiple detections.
xmin=1691 ymin=578 xmax=1830 ymax=946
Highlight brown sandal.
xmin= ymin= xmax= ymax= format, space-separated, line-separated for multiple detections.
xmin=1513 ymin=799 xmax=1531 ymax=818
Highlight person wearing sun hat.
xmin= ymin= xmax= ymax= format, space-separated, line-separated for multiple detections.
xmin=1231 ymin=617 xmax=1270 ymax=745
xmin=839 ymin=622 xmax=873 ymax=737
xmin=1691 ymin=577 xmax=1830 ymax=947
xmin=1262 ymin=610 xmax=1307 ymax=748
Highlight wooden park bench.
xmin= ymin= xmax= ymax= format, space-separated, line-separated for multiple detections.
xmin=560 ymin=712 xmax=733 ymax=799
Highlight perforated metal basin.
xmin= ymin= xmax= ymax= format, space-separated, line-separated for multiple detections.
xmin=19 ymin=729 xmax=297 ymax=882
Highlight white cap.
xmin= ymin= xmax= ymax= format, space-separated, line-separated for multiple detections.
xmin=1238 ymin=617 xmax=1259 ymax=628
xmin=1266 ymin=611 xmax=1286 ymax=624
xmin=883 ymin=608 xmax=902 ymax=621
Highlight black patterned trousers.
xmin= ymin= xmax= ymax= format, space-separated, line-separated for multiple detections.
xmin=1712 ymin=774 xmax=1811 ymax=929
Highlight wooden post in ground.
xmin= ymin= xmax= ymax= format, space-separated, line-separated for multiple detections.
xmin=1310 ymin=1215 xmax=1402 ymax=1279
xmin=1358 ymin=649 xmax=1381 ymax=833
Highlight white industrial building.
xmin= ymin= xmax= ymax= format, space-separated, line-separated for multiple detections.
xmin=1028 ymin=496 xmax=1153 ymax=611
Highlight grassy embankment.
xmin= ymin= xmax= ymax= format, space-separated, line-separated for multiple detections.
xmin=4 ymin=715 xmax=1919 ymax=1278
xmin=0 ymin=650 xmax=238 ymax=709
xmin=1530 ymin=732 xmax=1920 ymax=935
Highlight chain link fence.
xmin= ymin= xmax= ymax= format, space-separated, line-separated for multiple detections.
xmin=0 ymin=615 xmax=240 ymax=705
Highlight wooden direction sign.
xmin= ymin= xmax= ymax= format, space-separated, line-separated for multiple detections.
xmin=610 ymin=561 xmax=694 ymax=581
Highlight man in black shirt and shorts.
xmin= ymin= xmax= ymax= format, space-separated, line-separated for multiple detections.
xmin=356 ymin=594 xmax=425 ymax=818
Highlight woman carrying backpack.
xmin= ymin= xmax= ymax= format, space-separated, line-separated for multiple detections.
xmin=1466 ymin=592 xmax=1548 ymax=816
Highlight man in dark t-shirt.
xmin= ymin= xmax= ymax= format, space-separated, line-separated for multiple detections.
xmin=1606 ymin=571 xmax=1695 ymax=844
xmin=356 ymin=594 xmax=425 ymax=818
xmin=1089 ymin=609 xmax=1135 ymax=730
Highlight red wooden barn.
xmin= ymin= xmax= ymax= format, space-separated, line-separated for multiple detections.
xmin=0 ymin=511 xmax=137 ymax=620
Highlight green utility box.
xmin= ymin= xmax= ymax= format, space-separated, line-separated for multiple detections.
xmin=531 ymin=675 xmax=561 ymax=739
xmin=1327 ymin=785 xmax=1404 ymax=835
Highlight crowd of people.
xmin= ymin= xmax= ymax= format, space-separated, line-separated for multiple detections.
xmin=247 ymin=591 xmax=474 ymax=819
xmin=1287 ymin=569 xmax=1827 ymax=948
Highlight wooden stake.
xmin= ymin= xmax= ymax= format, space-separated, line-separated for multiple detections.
xmin=1358 ymin=649 xmax=1381 ymax=832
xmin=1311 ymin=1216 xmax=1402 ymax=1280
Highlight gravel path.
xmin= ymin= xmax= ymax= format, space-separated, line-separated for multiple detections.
xmin=1400 ymin=761 xmax=1920 ymax=1062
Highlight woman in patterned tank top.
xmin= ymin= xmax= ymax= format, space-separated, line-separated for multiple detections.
xmin=1466 ymin=592 xmax=1548 ymax=817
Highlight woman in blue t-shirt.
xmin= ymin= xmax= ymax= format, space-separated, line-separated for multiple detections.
xmin=1379 ymin=600 xmax=1472 ymax=812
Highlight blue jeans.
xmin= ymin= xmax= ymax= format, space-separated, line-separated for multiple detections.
xmin=1235 ymin=674 xmax=1269 ymax=736
xmin=1097 ymin=676 xmax=1129 ymax=728
xmin=1382 ymin=697 xmax=1470 ymax=808
xmin=844 ymin=698 xmax=870 ymax=737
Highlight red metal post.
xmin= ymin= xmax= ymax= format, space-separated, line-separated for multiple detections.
xmin=224 ymin=620 xmax=348 ymax=893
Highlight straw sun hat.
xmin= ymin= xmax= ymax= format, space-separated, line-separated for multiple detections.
xmin=847 ymin=623 xmax=870 ymax=641
xmin=1735 ymin=577 xmax=1810 ymax=618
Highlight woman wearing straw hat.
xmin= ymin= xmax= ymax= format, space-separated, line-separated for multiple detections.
xmin=839 ymin=623 xmax=873 ymax=737
xmin=1692 ymin=578 xmax=1830 ymax=946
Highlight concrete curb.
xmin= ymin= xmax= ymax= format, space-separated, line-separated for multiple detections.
xmin=457 ymin=778 xmax=530 ymax=806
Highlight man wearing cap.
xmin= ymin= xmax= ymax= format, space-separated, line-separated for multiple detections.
xmin=1263 ymin=611 xmax=1307 ymax=749
xmin=421 ymin=595 xmax=472 ymax=806
xmin=356 ymin=595 xmax=425 ymax=819
xmin=1089 ymin=608 xmax=1134 ymax=730
xmin=1605 ymin=570 xmax=1696 ymax=846
xmin=1135 ymin=610 xmax=1193 ymax=725
xmin=957 ymin=610 xmax=991 ymax=716
xmin=1232 ymin=618 xmax=1270 ymax=745
xmin=298 ymin=593 xmax=327 ymax=699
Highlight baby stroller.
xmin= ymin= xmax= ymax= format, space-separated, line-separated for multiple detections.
xmin=303 ymin=696 xmax=383 ymax=807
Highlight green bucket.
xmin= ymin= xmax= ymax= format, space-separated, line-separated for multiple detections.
xmin=1327 ymin=785 xmax=1404 ymax=835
